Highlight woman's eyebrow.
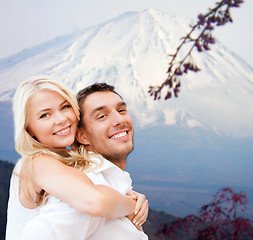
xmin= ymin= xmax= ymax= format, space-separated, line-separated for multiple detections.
xmin=60 ymin=100 xmax=68 ymax=106
xmin=36 ymin=100 xmax=68 ymax=116
xmin=36 ymin=108 xmax=51 ymax=117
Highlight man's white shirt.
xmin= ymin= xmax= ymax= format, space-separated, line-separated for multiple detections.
xmin=20 ymin=154 xmax=148 ymax=240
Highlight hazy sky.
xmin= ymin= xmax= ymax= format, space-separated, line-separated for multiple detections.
xmin=1 ymin=0 xmax=252 ymax=66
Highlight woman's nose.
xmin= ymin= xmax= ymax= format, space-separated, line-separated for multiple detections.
xmin=54 ymin=111 xmax=67 ymax=125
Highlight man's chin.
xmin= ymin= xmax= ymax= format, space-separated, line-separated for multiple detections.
xmin=103 ymin=147 xmax=133 ymax=161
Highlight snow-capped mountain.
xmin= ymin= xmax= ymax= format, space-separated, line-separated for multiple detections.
xmin=1 ymin=9 xmax=253 ymax=218
xmin=1 ymin=8 xmax=253 ymax=137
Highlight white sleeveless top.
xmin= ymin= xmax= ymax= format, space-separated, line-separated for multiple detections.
xmin=5 ymin=158 xmax=40 ymax=240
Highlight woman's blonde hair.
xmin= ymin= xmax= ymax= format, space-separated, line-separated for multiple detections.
xmin=13 ymin=76 xmax=95 ymax=204
xmin=14 ymin=76 xmax=77 ymax=153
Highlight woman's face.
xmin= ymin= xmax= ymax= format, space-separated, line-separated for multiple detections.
xmin=27 ymin=90 xmax=78 ymax=148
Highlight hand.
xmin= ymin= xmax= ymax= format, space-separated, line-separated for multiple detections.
xmin=126 ymin=190 xmax=149 ymax=227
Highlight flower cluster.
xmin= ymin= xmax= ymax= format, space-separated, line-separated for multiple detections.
xmin=148 ymin=0 xmax=244 ymax=100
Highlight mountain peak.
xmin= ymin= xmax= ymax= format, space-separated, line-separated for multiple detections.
xmin=0 ymin=9 xmax=253 ymax=136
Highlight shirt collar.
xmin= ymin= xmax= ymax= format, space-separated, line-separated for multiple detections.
xmin=88 ymin=152 xmax=125 ymax=173
xmin=88 ymin=152 xmax=132 ymax=193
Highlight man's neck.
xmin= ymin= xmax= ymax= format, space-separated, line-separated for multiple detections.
xmin=111 ymin=159 xmax=127 ymax=171
xmin=102 ymin=155 xmax=127 ymax=171
xmin=86 ymin=147 xmax=127 ymax=170
xmin=85 ymin=145 xmax=127 ymax=171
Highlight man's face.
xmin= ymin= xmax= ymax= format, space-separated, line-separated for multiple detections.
xmin=78 ymin=91 xmax=134 ymax=163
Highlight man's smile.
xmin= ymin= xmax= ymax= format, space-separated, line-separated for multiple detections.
xmin=109 ymin=131 xmax=128 ymax=140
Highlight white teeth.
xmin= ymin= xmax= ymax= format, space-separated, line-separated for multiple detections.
xmin=111 ymin=131 xmax=127 ymax=139
xmin=55 ymin=127 xmax=69 ymax=135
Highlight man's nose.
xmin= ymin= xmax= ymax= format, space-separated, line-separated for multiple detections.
xmin=54 ymin=111 xmax=67 ymax=125
xmin=111 ymin=111 xmax=125 ymax=127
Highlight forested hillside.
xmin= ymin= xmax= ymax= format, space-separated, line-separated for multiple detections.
xmin=0 ymin=160 xmax=14 ymax=240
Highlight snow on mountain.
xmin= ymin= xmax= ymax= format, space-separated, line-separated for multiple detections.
xmin=1 ymin=8 xmax=253 ymax=136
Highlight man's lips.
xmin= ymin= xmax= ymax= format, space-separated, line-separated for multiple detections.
xmin=109 ymin=130 xmax=128 ymax=139
xmin=53 ymin=126 xmax=71 ymax=136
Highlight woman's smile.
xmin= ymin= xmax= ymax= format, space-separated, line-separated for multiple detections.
xmin=53 ymin=125 xmax=72 ymax=136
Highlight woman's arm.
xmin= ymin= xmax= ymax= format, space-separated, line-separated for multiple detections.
xmin=29 ymin=154 xmax=136 ymax=218
xmin=127 ymin=190 xmax=149 ymax=226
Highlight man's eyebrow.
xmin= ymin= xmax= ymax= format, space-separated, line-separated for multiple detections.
xmin=90 ymin=101 xmax=127 ymax=115
xmin=117 ymin=101 xmax=127 ymax=107
xmin=91 ymin=106 xmax=106 ymax=116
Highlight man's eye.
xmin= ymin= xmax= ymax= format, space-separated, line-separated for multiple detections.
xmin=119 ymin=109 xmax=127 ymax=113
xmin=97 ymin=114 xmax=105 ymax=119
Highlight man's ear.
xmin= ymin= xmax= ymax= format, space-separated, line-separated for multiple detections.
xmin=76 ymin=127 xmax=90 ymax=145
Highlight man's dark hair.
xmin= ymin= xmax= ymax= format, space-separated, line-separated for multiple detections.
xmin=76 ymin=82 xmax=123 ymax=126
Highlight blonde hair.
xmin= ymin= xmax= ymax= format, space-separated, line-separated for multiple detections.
xmin=13 ymin=76 xmax=95 ymax=205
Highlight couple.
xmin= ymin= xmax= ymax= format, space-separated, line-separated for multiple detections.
xmin=6 ymin=76 xmax=149 ymax=239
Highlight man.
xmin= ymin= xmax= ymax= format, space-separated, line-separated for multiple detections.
xmin=20 ymin=83 xmax=148 ymax=240
xmin=76 ymin=83 xmax=134 ymax=171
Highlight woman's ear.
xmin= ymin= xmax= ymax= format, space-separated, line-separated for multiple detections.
xmin=76 ymin=128 xmax=90 ymax=145
xmin=26 ymin=127 xmax=35 ymax=137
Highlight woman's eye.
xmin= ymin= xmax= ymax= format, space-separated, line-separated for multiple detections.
xmin=40 ymin=113 xmax=49 ymax=119
xmin=62 ymin=104 xmax=71 ymax=110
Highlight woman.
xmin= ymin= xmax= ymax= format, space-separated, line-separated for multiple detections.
xmin=6 ymin=76 xmax=148 ymax=239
